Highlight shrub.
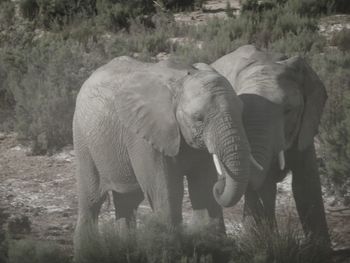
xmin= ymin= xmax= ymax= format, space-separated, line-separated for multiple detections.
xmin=19 ymin=0 xmax=39 ymax=21
xmin=2 ymin=36 xmax=108 ymax=154
xmin=8 ymin=239 xmax=69 ymax=263
xmin=283 ymin=0 xmax=334 ymax=16
xmin=333 ymin=0 xmax=350 ymax=13
xmin=330 ymin=28 xmax=350 ymax=52
xmin=155 ymin=0 xmax=204 ymax=10
xmin=312 ymin=50 xmax=350 ymax=200
xmin=0 ymin=0 xmax=15 ymax=29
xmin=233 ymin=219 xmax=331 ymax=263
xmin=19 ymin=0 xmax=97 ymax=28
xmin=94 ymin=0 xmax=156 ymax=31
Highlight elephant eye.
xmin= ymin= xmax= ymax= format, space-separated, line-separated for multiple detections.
xmin=284 ymin=108 xmax=292 ymax=115
xmin=193 ymin=112 xmax=204 ymax=122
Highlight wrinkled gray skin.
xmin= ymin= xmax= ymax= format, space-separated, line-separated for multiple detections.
xmin=73 ymin=56 xmax=252 ymax=260
xmin=212 ymin=45 xmax=330 ymax=247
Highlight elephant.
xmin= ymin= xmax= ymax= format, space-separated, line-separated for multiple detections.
xmin=73 ymin=56 xmax=261 ymax=260
xmin=211 ymin=45 xmax=330 ymax=247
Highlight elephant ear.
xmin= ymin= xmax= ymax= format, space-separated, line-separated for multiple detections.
xmin=192 ymin=63 xmax=216 ymax=72
xmin=286 ymin=57 xmax=327 ymax=151
xmin=115 ymin=73 xmax=180 ymax=156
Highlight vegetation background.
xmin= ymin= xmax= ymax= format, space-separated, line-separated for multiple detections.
xmin=0 ymin=0 xmax=350 ymax=262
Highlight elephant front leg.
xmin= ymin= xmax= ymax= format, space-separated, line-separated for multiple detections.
xmin=287 ymin=144 xmax=331 ymax=249
xmin=243 ymin=171 xmax=277 ymax=229
xmin=112 ymin=189 xmax=144 ymax=238
xmin=127 ymin=139 xmax=184 ymax=229
xmin=243 ymin=187 xmax=264 ymax=224
xmin=187 ymin=162 xmax=225 ymax=234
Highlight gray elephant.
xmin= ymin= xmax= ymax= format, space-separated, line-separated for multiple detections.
xmin=212 ymin=45 xmax=330 ymax=247
xmin=73 ymin=56 xmax=261 ymax=260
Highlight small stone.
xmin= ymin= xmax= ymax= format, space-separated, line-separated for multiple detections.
xmin=328 ymin=196 xmax=338 ymax=207
xmin=62 ymin=212 xmax=70 ymax=217
xmin=8 ymin=215 xmax=31 ymax=235
xmin=343 ymin=195 xmax=350 ymax=206
xmin=156 ymin=52 xmax=170 ymax=61
xmin=6 ymin=194 xmax=15 ymax=200
xmin=47 ymin=225 xmax=61 ymax=231
xmin=0 ymin=133 xmax=6 ymax=140
xmin=63 ymin=224 xmax=72 ymax=230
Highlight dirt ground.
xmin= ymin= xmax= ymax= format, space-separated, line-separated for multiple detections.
xmin=0 ymin=132 xmax=350 ymax=262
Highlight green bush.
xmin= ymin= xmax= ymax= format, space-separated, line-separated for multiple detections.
xmin=5 ymin=216 xmax=329 ymax=263
xmin=19 ymin=0 xmax=97 ymax=28
xmin=159 ymin=0 xmax=203 ymax=10
xmin=8 ymin=239 xmax=69 ymax=263
xmin=0 ymin=0 xmax=15 ymax=29
xmin=19 ymin=0 xmax=39 ymax=21
xmin=330 ymin=28 xmax=350 ymax=52
xmin=313 ymin=50 xmax=350 ymax=200
xmin=333 ymin=0 xmax=350 ymax=13
xmin=95 ymin=0 xmax=155 ymax=31
xmin=1 ymin=36 xmax=108 ymax=154
xmin=233 ymin=218 xmax=330 ymax=263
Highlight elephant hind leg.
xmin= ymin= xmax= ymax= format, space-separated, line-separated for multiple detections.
xmin=112 ymin=189 xmax=144 ymax=238
xmin=74 ymin=146 xmax=107 ymax=262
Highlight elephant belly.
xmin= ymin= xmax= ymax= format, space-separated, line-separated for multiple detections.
xmin=88 ymin=125 xmax=141 ymax=194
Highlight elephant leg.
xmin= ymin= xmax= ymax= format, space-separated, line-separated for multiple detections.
xmin=258 ymin=172 xmax=277 ymax=227
xmin=243 ymin=187 xmax=265 ymax=224
xmin=127 ymin=137 xmax=184 ymax=229
xmin=243 ymin=172 xmax=276 ymax=229
xmin=74 ymin=147 xmax=106 ymax=262
xmin=287 ymin=144 xmax=331 ymax=248
xmin=112 ymin=189 xmax=144 ymax=237
xmin=186 ymin=160 xmax=225 ymax=233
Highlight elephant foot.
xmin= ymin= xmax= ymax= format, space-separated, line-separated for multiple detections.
xmin=189 ymin=209 xmax=210 ymax=229
xmin=187 ymin=209 xmax=225 ymax=235
xmin=115 ymin=217 xmax=135 ymax=240
xmin=74 ymin=226 xmax=104 ymax=263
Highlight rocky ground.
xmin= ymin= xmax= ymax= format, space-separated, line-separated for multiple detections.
xmin=0 ymin=132 xmax=350 ymax=261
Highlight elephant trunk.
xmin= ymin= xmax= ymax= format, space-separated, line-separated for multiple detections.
xmin=206 ymin=114 xmax=250 ymax=207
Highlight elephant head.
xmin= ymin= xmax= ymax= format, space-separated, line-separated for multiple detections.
xmin=212 ymin=45 xmax=327 ymax=188
xmin=114 ymin=61 xmax=260 ymax=207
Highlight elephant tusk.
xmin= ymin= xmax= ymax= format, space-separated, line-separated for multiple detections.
xmin=278 ymin=151 xmax=285 ymax=170
xmin=250 ymin=154 xmax=263 ymax=171
xmin=213 ymin=154 xmax=223 ymax=175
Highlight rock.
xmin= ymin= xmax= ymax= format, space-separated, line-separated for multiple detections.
xmin=328 ymin=196 xmax=338 ymax=207
xmin=168 ymin=37 xmax=203 ymax=49
xmin=62 ymin=212 xmax=70 ymax=217
xmin=7 ymin=215 xmax=31 ymax=235
xmin=47 ymin=225 xmax=61 ymax=231
xmin=203 ymin=0 xmax=240 ymax=12
xmin=344 ymin=195 xmax=350 ymax=206
xmin=0 ymin=133 xmax=6 ymax=140
xmin=156 ymin=52 xmax=170 ymax=61
xmin=63 ymin=224 xmax=73 ymax=230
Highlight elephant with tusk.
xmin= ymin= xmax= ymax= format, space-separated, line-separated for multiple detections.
xmin=73 ymin=56 xmax=259 ymax=261
xmin=212 ymin=45 xmax=330 ymax=248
